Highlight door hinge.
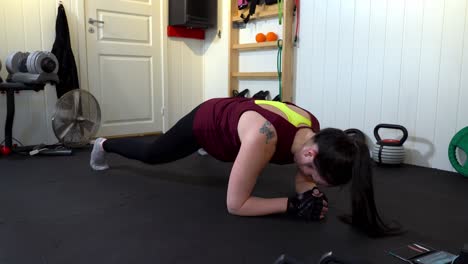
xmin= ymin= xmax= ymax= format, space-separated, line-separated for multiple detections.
xmin=161 ymin=106 xmax=165 ymax=116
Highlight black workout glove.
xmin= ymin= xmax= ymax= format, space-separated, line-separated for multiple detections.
xmin=287 ymin=187 xmax=329 ymax=221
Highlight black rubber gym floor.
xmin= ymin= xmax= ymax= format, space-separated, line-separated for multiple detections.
xmin=1 ymin=140 xmax=467 ymax=264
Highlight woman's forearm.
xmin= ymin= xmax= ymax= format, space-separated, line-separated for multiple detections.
xmin=227 ymin=197 xmax=288 ymax=216
xmin=295 ymin=171 xmax=317 ymax=193
xmin=296 ymin=180 xmax=317 ymax=194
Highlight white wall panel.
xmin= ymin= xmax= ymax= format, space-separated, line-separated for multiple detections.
xmin=295 ymin=0 xmax=316 ymax=114
xmin=2 ymin=0 xmax=29 ymax=145
xmin=297 ymin=0 xmax=328 ymax=120
xmin=413 ymin=0 xmax=445 ymax=167
xmin=362 ymin=0 xmax=387 ymax=134
xmin=398 ymin=0 xmax=424 ymax=164
xmin=294 ymin=0 xmax=468 ymax=171
xmin=203 ymin=0 xmax=229 ymax=100
xmin=432 ymin=0 xmax=467 ymax=170
xmin=380 ymin=0 xmax=405 ymax=126
xmin=458 ymin=5 xmax=468 ymax=132
xmin=335 ymin=0 xmax=356 ymax=130
xmin=24 ymin=0 xmax=49 ymax=145
xmin=0 ymin=0 xmax=57 ymax=147
xmin=322 ymin=0 xmax=341 ymax=127
xmin=166 ymin=37 xmax=204 ymax=128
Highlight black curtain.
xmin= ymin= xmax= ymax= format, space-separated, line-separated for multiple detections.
xmin=51 ymin=4 xmax=79 ymax=98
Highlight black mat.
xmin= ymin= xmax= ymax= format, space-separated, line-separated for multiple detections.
xmin=1 ymin=143 xmax=467 ymax=264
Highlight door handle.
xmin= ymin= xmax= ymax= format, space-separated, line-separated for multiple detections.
xmin=88 ymin=18 xmax=105 ymax=25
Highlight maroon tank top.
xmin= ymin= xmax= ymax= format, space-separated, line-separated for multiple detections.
xmin=193 ymin=97 xmax=320 ymax=164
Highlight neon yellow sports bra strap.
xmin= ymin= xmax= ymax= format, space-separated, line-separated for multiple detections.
xmin=255 ymin=100 xmax=311 ymax=127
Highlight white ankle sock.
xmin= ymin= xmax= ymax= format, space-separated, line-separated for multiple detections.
xmin=90 ymin=137 xmax=109 ymax=170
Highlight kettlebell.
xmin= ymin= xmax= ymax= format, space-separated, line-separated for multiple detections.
xmin=372 ymin=124 xmax=408 ymax=165
xmin=344 ymin=128 xmax=366 ymax=143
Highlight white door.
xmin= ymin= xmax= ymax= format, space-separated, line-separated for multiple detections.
xmin=85 ymin=0 xmax=164 ymax=137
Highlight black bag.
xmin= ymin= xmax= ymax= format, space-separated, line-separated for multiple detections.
xmin=51 ymin=4 xmax=79 ymax=98
xmin=241 ymin=0 xmax=279 ymax=23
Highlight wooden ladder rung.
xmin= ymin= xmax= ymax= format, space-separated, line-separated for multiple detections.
xmin=232 ymin=42 xmax=278 ymax=51
xmin=232 ymin=72 xmax=279 ymax=79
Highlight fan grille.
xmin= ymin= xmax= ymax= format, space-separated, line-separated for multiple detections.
xmin=52 ymin=89 xmax=101 ymax=147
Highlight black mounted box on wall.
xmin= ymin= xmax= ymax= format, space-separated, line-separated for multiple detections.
xmin=169 ymin=0 xmax=217 ymax=29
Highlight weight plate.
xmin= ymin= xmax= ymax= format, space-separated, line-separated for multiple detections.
xmin=372 ymin=150 xmax=405 ymax=156
xmin=26 ymin=51 xmax=34 ymax=73
xmin=448 ymin=126 xmax=468 ymax=177
xmin=5 ymin=52 xmax=15 ymax=73
xmin=5 ymin=52 xmax=24 ymax=73
xmin=373 ymin=153 xmax=405 ymax=159
xmin=376 ymin=155 xmax=405 ymax=160
xmin=33 ymin=51 xmax=42 ymax=74
xmin=375 ymin=147 xmax=404 ymax=151
xmin=34 ymin=52 xmax=48 ymax=74
xmin=27 ymin=51 xmax=40 ymax=73
xmin=374 ymin=144 xmax=405 ymax=149
xmin=19 ymin=52 xmax=29 ymax=72
xmin=32 ymin=51 xmax=42 ymax=74
xmin=44 ymin=52 xmax=59 ymax=73
xmin=379 ymin=156 xmax=405 ymax=160
xmin=372 ymin=151 xmax=404 ymax=157
xmin=372 ymin=149 xmax=405 ymax=155
xmin=26 ymin=52 xmax=33 ymax=73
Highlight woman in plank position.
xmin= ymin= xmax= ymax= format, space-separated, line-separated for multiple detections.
xmin=90 ymin=97 xmax=400 ymax=237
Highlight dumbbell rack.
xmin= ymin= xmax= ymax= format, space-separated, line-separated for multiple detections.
xmin=0 ymin=80 xmax=46 ymax=155
xmin=1 ymin=51 xmax=62 ymax=156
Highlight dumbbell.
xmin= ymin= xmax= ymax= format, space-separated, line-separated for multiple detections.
xmin=5 ymin=51 xmax=30 ymax=74
xmin=5 ymin=51 xmax=58 ymax=75
xmin=26 ymin=51 xmax=59 ymax=74
xmin=0 ymin=58 xmax=3 ymax=83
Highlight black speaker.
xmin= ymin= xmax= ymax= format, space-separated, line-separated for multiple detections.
xmin=169 ymin=0 xmax=217 ymax=29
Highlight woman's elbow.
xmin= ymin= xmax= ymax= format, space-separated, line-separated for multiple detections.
xmin=226 ymin=199 xmax=243 ymax=215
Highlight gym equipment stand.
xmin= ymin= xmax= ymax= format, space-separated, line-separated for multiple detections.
xmin=0 ymin=73 xmax=61 ymax=156
xmin=0 ymin=81 xmax=45 ymax=155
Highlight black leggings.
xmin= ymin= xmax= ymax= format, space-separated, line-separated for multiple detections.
xmin=102 ymin=106 xmax=201 ymax=164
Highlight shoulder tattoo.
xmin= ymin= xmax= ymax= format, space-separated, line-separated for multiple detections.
xmin=259 ymin=121 xmax=275 ymax=144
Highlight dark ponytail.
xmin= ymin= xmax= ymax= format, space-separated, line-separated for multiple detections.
xmin=313 ymin=128 xmax=403 ymax=238
xmin=339 ymin=138 xmax=403 ymax=237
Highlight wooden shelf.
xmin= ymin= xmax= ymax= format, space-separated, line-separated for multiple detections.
xmin=229 ymin=0 xmax=294 ymax=102
xmin=232 ymin=4 xmax=279 ymax=22
xmin=232 ymin=42 xmax=278 ymax=51
xmin=232 ymin=72 xmax=279 ymax=79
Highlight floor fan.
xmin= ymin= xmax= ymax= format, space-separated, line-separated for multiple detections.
xmin=32 ymin=89 xmax=101 ymax=155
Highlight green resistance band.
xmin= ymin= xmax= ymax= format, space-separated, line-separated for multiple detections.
xmin=278 ymin=0 xmax=283 ymax=25
xmin=277 ymin=39 xmax=283 ymax=101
